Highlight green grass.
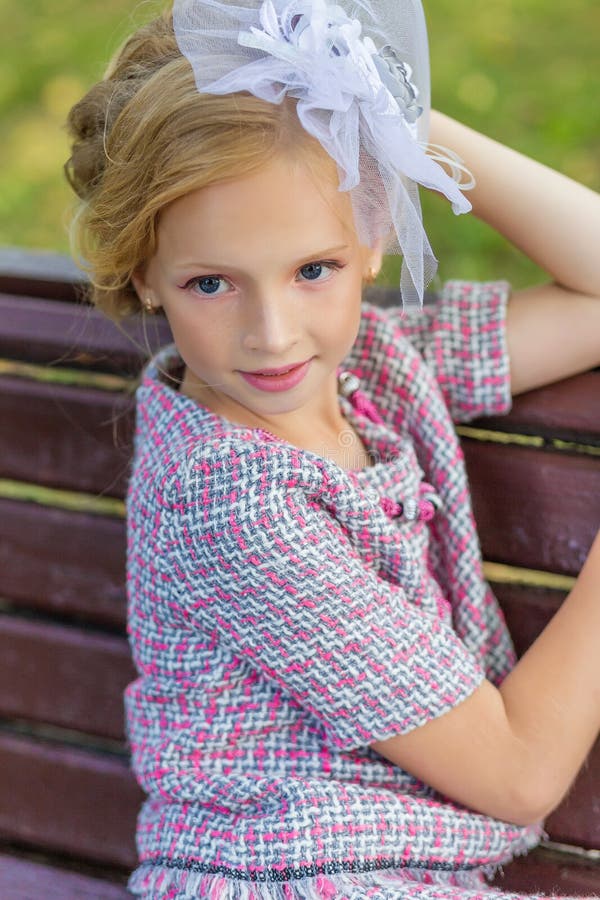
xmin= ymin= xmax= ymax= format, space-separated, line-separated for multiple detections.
xmin=1 ymin=0 xmax=598 ymax=288
xmin=0 ymin=0 xmax=161 ymax=248
xmin=421 ymin=0 xmax=600 ymax=286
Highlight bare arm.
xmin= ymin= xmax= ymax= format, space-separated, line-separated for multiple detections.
xmin=429 ymin=111 xmax=600 ymax=395
xmin=372 ymin=532 xmax=600 ymax=826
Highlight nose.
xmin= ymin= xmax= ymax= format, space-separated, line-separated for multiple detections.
xmin=241 ymin=289 xmax=301 ymax=356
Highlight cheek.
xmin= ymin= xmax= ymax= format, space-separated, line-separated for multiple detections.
xmin=309 ymin=302 xmax=361 ymax=367
xmin=163 ymin=306 xmax=223 ymax=371
xmin=324 ymin=278 xmax=363 ymax=341
xmin=165 ymin=297 xmax=230 ymax=344
xmin=172 ymin=335 xmax=228 ymax=388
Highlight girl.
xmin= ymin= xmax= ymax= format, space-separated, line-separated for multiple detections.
xmin=65 ymin=0 xmax=600 ymax=897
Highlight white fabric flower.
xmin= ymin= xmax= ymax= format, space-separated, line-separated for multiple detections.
xmin=239 ymin=0 xmax=421 ymax=122
xmin=173 ymin=0 xmax=472 ymax=306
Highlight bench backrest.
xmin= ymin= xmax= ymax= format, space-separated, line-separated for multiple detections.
xmin=0 ymin=249 xmax=598 ymax=891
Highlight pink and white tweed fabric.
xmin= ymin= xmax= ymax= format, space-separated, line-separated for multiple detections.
xmin=125 ymin=282 xmax=556 ymax=899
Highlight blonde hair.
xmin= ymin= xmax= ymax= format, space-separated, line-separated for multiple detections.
xmin=65 ymin=9 xmax=335 ymax=319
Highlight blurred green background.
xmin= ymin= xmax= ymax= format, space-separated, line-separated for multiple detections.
xmin=1 ymin=0 xmax=598 ymax=288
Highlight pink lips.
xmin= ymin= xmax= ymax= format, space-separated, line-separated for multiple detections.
xmin=239 ymin=359 xmax=312 ymax=393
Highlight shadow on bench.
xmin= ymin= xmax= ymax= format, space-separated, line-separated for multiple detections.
xmin=0 ymin=248 xmax=598 ymax=897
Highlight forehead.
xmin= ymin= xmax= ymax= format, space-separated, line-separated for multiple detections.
xmin=155 ymin=155 xmax=358 ymax=263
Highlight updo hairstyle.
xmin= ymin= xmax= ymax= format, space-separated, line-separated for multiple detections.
xmin=65 ymin=8 xmax=333 ymax=319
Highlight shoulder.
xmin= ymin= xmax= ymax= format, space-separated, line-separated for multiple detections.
xmin=355 ymin=300 xmax=415 ymax=353
xmin=343 ymin=302 xmax=440 ymax=422
xmin=346 ymin=284 xmax=511 ymax=422
xmin=130 ymin=349 xmax=375 ymax=522
xmin=176 ymin=434 xmax=358 ymax=510
xmin=162 ymin=435 xmax=389 ymax=564
xmin=357 ymin=281 xmax=510 ymax=342
xmin=348 ymin=300 xmax=425 ymax=373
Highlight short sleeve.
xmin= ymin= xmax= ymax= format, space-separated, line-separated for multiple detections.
xmin=169 ymin=442 xmax=484 ymax=750
xmin=386 ymin=280 xmax=513 ymax=423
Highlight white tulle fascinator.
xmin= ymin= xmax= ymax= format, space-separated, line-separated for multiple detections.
xmin=173 ymin=0 xmax=473 ymax=306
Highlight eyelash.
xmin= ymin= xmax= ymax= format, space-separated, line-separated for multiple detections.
xmin=297 ymin=260 xmax=345 ymax=282
xmin=181 ymin=260 xmax=345 ymax=296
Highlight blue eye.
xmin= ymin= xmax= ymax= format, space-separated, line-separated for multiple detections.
xmin=297 ymin=260 xmax=344 ymax=283
xmin=299 ymin=262 xmax=324 ymax=281
xmin=184 ymin=275 xmax=230 ymax=296
xmin=196 ymin=276 xmax=227 ymax=295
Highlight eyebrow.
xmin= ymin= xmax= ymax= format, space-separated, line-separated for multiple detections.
xmin=172 ymin=244 xmax=351 ymax=271
xmin=297 ymin=244 xmax=350 ymax=262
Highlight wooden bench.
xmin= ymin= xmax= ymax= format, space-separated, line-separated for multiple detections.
xmin=0 ymin=247 xmax=598 ymax=897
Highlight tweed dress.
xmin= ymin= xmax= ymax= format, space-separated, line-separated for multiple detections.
xmin=125 ymin=281 xmax=565 ymax=900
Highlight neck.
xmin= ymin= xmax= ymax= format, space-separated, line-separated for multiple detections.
xmin=180 ymin=366 xmax=372 ymax=469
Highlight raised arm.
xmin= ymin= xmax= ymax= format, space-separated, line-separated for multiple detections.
xmin=372 ymin=530 xmax=600 ymax=826
xmin=429 ymin=111 xmax=600 ymax=395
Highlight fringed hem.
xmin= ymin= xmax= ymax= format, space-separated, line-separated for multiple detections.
xmin=128 ymin=862 xmax=497 ymax=899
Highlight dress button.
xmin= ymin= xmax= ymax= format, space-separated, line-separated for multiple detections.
xmin=403 ymin=499 xmax=418 ymax=520
xmin=338 ymin=371 xmax=360 ymax=397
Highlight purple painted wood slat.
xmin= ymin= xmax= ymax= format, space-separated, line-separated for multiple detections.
xmin=480 ymin=370 xmax=600 ymax=441
xmin=546 ymin=740 xmax=600 ymax=850
xmin=0 ymin=733 xmax=142 ymax=870
xmin=0 ymin=854 xmax=131 ymax=900
xmin=0 ymin=616 xmax=135 ymax=739
xmin=0 ymin=499 xmax=126 ymax=629
xmin=0 ymin=293 xmax=171 ymax=376
xmin=492 ymin=849 xmax=600 ymax=897
xmin=493 ymin=583 xmax=565 ymax=659
xmin=463 ymin=440 xmax=599 ymax=577
xmin=0 ymin=247 xmax=83 ymax=302
xmin=0 ymin=375 xmax=134 ymax=496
